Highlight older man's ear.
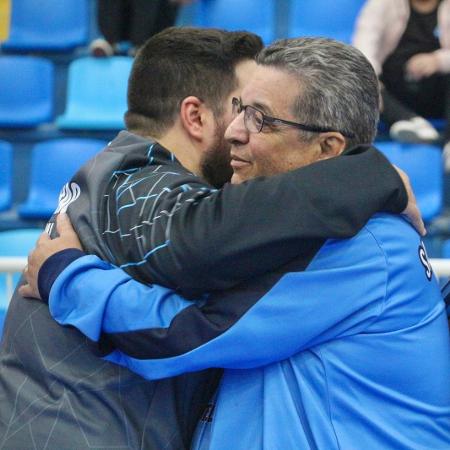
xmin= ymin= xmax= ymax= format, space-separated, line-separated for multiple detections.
xmin=318 ymin=132 xmax=347 ymax=160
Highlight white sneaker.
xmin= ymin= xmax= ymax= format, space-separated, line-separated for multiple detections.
xmin=390 ymin=117 xmax=440 ymax=143
xmin=89 ymin=38 xmax=114 ymax=57
xmin=443 ymin=142 xmax=450 ymax=173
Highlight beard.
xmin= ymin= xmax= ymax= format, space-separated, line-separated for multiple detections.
xmin=200 ymin=120 xmax=233 ymax=188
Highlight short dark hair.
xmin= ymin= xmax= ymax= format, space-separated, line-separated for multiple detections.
xmin=125 ymin=27 xmax=263 ymax=136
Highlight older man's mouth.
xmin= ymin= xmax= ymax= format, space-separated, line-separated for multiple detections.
xmin=230 ymin=154 xmax=251 ymax=170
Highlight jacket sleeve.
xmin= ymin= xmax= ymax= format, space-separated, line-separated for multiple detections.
xmin=47 ymin=255 xmax=193 ymax=343
xmin=109 ymin=146 xmax=406 ymax=296
xmin=48 ymin=230 xmax=388 ymax=380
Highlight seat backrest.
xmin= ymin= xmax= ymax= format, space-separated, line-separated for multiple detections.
xmin=195 ymin=0 xmax=276 ymax=43
xmin=19 ymin=139 xmax=107 ymax=219
xmin=0 ymin=56 xmax=54 ymax=127
xmin=1 ymin=0 xmax=88 ymax=51
xmin=441 ymin=240 xmax=450 ymax=259
xmin=288 ymin=0 xmax=365 ymax=43
xmin=0 ymin=228 xmax=43 ymax=257
xmin=57 ymin=57 xmax=132 ymax=130
xmin=0 ymin=140 xmax=13 ymax=211
xmin=376 ymin=142 xmax=443 ymax=222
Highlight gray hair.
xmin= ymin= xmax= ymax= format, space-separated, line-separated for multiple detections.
xmin=257 ymin=37 xmax=379 ymax=149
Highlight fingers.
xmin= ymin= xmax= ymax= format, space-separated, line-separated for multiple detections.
xmin=402 ymin=198 xmax=426 ymax=237
xmin=55 ymin=213 xmax=82 ymax=249
xmin=37 ymin=230 xmax=50 ymax=246
xmin=394 ymin=166 xmax=426 ymax=236
xmin=56 ymin=212 xmax=74 ymax=236
xmin=18 ymin=283 xmax=33 ymax=298
xmin=19 ymin=255 xmax=42 ymax=299
xmin=18 ymin=281 xmax=40 ymax=299
xmin=410 ymin=207 xmax=426 ymax=237
xmin=407 ymin=193 xmax=426 ymax=236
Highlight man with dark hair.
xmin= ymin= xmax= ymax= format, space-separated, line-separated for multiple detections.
xmin=0 ymin=27 xmax=267 ymax=450
xmin=124 ymin=27 xmax=262 ymax=188
xmin=24 ymin=37 xmax=449 ymax=449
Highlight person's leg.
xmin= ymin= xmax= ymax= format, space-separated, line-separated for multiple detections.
xmin=381 ymin=85 xmax=417 ymax=126
xmin=128 ymin=0 xmax=179 ymax=52
xmin=442 ymin=74 xmax=450 ymax=144
xmin=91 ymin=0 xmax=128 ymax=56
xmin=97 ymin=0 xmax=127 ymax=45
xmin=128 ymin=0 xmax=162 ymax=49
xmin=153 ymin=0 xmax=179 ymax=35
xmin=381 ymin=71 xmax=440 ymax=142
xmin=405 ymin=73 xmax=447 ymax=119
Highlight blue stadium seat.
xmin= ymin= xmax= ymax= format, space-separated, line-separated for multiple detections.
xmin=19 ymin=139 xmax=107 ymax=219
xmin=442 ymin=240 xmax=450 ymax=259
xmin=57 ymin=57 xmax=133 ymax=130
xmin=1 ymin=0 xmax=89 ymax=52
xmin=0 ymin=141 xmax=13 ymax=212
xmin=288 ymin=0 xmax=365 ymax=43
xmin=376 ymin=142 xmax=443 ymax=222
xmin=194 ymin=0 xmax=276 ymax=44
xmin=0 ymin=228 xmax=44 ymax=337
xmin=0 ymin=56 xmax=54 ymax=128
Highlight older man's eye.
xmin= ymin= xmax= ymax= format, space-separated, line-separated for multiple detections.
xmin=253 ymin=112 xmax=264 ymax=127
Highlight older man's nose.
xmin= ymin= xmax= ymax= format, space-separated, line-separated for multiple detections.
xmin=225 ymin=112 xmax=249 ymax=145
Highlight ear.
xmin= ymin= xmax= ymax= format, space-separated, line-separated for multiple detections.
xmin=318 ymin=132 xmax=347 ymax=160
xmin=179 ymin=96 xmax=210 ymax=141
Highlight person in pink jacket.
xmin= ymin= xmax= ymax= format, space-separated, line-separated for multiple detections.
xmin=353 ymin=0 xmax=450 ymax=167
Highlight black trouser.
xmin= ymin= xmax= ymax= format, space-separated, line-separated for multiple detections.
xmin=97 ymin=0 xmax=179 ymax=48
xmin=380 ymin=71 xmax=450 ymax=142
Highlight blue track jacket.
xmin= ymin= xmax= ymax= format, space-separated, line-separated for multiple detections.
xmin=46 ymin=214 xmax=450 ymax=449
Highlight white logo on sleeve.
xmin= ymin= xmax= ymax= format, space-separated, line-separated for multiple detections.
xmin=418 ymin=242 xmax=432 ymax=281
xmin=45 ymin=183 xmax=81 ymax=235
xmin=55 ymin=182 xmax=81 ymax=214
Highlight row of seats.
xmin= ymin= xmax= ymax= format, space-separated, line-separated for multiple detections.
xmin=0 ymin=138 xmax=107 ymax=218
xmin=0 ymin=139 xmax=443 ymax=222
xmin=1 ymin=0 xmax=89 ymax=52
xmin=1 ymin=0 xmax=365 ymax=52
xmin=0 ymin=0 xmax=366 ymax=130
xmin=0 ymin=55 xmax=132 ymax=129
xmin=195 ymin=0 xmax=364 ymax=44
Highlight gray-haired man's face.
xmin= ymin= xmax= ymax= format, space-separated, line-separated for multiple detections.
xmin=225 ymin=65 xmax=331 ymax=184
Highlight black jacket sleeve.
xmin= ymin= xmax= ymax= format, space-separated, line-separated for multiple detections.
xmin=105 ymin=145 xmax=406 ymax=296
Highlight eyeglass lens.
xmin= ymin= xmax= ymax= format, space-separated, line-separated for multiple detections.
xmin=244 ymin=107 xmax=263 ymax=133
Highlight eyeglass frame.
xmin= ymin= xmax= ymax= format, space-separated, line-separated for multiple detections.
xmin=231 ymin=97 xmax=355 ymax=139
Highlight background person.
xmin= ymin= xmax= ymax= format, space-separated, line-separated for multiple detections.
xmin=90 ymin=0 xmax=195 ymax=56
xmin=353 ymin=0 xmax=450 ymax=165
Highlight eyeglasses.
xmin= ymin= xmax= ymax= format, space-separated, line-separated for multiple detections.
xmin=231 ymin=97 xmax=355 ymax=138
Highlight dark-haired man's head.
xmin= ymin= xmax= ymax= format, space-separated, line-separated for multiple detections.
xmin=125 ymin=27 xmax=263 ymax=187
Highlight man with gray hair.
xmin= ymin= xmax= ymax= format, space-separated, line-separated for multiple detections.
xmin=24 ymin=37 xmax=450 ymax=449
